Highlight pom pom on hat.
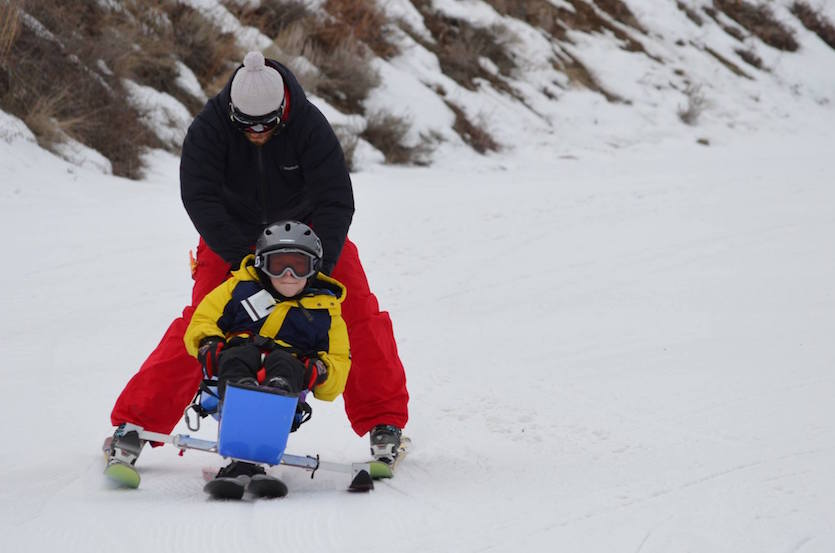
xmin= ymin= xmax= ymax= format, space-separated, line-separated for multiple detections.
xmin=230 ymin=51 xmax=285 ymax=116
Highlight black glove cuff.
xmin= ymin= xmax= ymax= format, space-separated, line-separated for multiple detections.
xmin=199 ymin=335 xmax=225 ymax=348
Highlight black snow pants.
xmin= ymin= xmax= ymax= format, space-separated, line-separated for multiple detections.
xmin=217 ymin=343 xmax=306 ymax=397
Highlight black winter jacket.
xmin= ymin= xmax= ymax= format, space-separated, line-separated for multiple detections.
xmin=180 ymin=59 xmax=354 ymax=274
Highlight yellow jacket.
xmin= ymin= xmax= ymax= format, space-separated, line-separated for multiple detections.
xmin=184 ymin=256 xmax=350 ymax=401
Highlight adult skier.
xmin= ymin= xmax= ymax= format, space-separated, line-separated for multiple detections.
xmin=107 ymin=51 xmax=408 ymax=472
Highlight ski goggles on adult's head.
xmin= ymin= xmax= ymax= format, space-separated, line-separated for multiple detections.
xmin=255 ymin=249 xmax=318 ymax=279
xmin=228 ymin=100 xmax=283 ymax=134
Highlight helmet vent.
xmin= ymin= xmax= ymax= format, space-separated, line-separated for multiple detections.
xmin=285 ymin=223 xmax=292 ymax=231
xmin=265 ymin=229 xmax=272 ymax=235
xmin=304 ymin=230 xmax=311 ymax=235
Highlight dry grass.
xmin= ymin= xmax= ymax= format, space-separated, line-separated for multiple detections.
xmin=555 ymin=53 xmax=627 ymax=103
xmin=444 ymin=101 xmax=500 ymax=155
xmin=309 ymin=38 xmax=380 ymax=113
xmin=411 ymin=1 xmax=518 ymax=94
xmin=791 ymin=1 xmax=835 ymax=49
xmin=704 ymin=46 xmax=754 ymax=79
xmin=736 ymin=47 xmax=764 ymax=70
xmin=414 ymin=0 xmax=632 ymax=102
xmin=0 ymin=0 xmax=204 ymax=177
xmin=0 ymin=0 xmax=21 ymax=62
xmin=702 ymin=5 xmax=746 ymax=42
xmin=360 ymin=110 xmax=434 ymax=165
xmin=482 ymin=0 xmax=568 ymax=40
xmin=265 ymin=10 xmax=381 ymax=113
xmin=164 ymin=3 xmax=242 ymax=94
xmin=2 ymin=0 xmax=410 ymax=176
xmin=223 ymin=0 xmax=312 ymax=39
xmin=484 ymin=0 xmax=656 ymax=71
xmin=677 ymin=1 xmax=704 ymax=27
xmin=713 ymin=0 xmax=799 ymax=51
xmin=594 ymin=0 xmax=646 ymax=32
xmin=486 ymin=0 xmax=645 ymax=38
xmin=323 ymin=0 xmax=399 ymax=59
xmin=3 ymin=1 xmax=157 ymax=177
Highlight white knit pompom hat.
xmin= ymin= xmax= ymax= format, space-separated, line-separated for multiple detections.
xmin=230 ymin=51 xmax=285 ymax=116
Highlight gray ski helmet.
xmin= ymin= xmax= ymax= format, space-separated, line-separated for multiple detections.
xmin=255 ymin=220 xmax=323 ymax=272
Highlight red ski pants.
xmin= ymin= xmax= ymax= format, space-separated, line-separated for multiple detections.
xmin=110 ymin=237 xmax=409 ymax=436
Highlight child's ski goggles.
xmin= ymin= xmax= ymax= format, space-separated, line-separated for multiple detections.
xmin=228 ymin=100 xmax=284 ymax=134
xmin=255 ymin=249 xmax=318 ymax=279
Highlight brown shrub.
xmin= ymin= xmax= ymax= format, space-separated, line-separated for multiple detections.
xmin=309 ymin=38 xmax=380 ymax=113
xmin=704 ymin=46 xmax=753 ymax=79
xmin=444 ymin=101 xmax=499 ymax=155
xmin=360 ymin=110 xmax=434 ymax=165
xmin=266 ymin=11 xmax=380 ymax=113
xmin=0 ymin=0 xmax=21 ymax=62
xmin=554 ymin=53 xmax=627 ymax=103
xmin=411 ymin=2 xmax=518 ymax=93
xmin=266 ymin=25 xmax=322 ymax=91
xmin=0 ymin=9 xmax=160 ymax=178
xmin=677 ymin=1 xmax=704 ymax=26
xmin=713 ymin=0 xmax=799 ymax=51
xmin=481 ymin=0 xmax=567 ymax=40
xmin=791 ymin=1 xmax=835 ymax=49
xmin=250 ymin=3 xmax=383 ymax=114
xmin=701 ymin=5 xmax=746 ymax=42
xmin=484 ymin=0 xmax=650 ymax=58
xmin=223 ymin=0 xmax=312 ymax=39
xmin=594 ymin=0 xmax=646 ymax=32
xmin=736 ymin=48 xmax=764 ymax=69
xmin=88 ymin=3 xmax=202 ymax=112
xmin=164 ymin=2 xmax=242 ymax=94
xmin=323 ymin=0 xmax=399 ymax=59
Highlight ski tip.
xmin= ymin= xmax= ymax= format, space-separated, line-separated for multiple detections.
xmin=204 ymin=477 xmax=246 ymax=500
xmin=348 ymin=469 xmax=374 ymax=492
xmin=247 ymin=474 xmax=288 ymax=499
xmin=104 ymin=462 xmax=141 ymax=489
xmin=368 ymin=461 xmax=394 ymax=480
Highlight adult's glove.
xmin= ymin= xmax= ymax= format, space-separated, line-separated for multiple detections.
xmin=197 ymin=336 xmax=225 ymax=378
xmin=303 ymin=357 xmax=328 ymax=390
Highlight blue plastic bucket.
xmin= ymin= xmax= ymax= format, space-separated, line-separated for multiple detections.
xmin=217 ymin=382 xmax=299 ymax=465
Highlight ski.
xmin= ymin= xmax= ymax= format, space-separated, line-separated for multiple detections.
xmin=103 ymin=424 xmax=393 ymax=493
xmin=247 ymin=474 xmax=289 ymax=498
xmin=203 ymin=476 xmax=247 ymax=500
xmin=102 ymin=436 xmax=141 ymax=488
xmin=201 ymin=467 xmax=288 ymax=499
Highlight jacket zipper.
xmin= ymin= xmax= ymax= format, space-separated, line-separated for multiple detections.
xmin=257 ymin=147 xmax=268 ymax=224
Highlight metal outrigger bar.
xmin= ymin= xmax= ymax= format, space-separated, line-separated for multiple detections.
xmin=136 ymin=429 xmax=393 ymax=491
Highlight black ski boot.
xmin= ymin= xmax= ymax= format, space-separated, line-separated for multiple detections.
xmin=264 ymin=376 xmax=293 ymax=393
xmin=204 ymin=460 xmax=287 ymax=499
xmin=369 ymin=425 xmax=402 ymax=465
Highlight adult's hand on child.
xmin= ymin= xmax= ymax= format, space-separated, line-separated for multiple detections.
xmin=303 ymin=357 xmax=328 ymax=390
xmin=197 ymin=336 xmax=225 ymax=378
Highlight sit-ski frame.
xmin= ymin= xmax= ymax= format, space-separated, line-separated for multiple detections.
xmin=135 ymin=428 xmax=392 ymax=490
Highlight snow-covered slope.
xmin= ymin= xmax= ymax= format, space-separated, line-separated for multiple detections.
xmin=175 ymin=0 xmax=835 ymax=168
xmin=1 ymin=0 xmax=835 ymax=550
xmin=1 ymin=101 xmax=834 ymax=550
xmin=17 ymin=0 xmax=831 ymax=172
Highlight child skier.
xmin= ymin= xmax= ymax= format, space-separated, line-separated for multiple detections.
xmin=185 ymin=220 xmax=351 ymax=497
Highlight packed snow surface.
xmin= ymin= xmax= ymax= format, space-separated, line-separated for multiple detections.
xmin=2 ymin=0 xmax=835 ymax=548
xmin=1 ymin=110 xmax=833 ymax=551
